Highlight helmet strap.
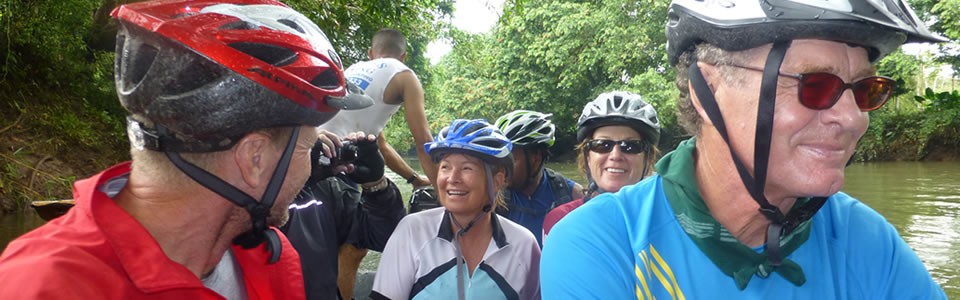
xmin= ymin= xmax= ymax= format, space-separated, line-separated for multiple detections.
xmin=689 ymin=41 xmax=825 ymax=267
xmin=582 ymin=150 xmax=607 ymax=203
xmin=160 ymin=124 xmax=301 ymax=264
xmin=520 ymin=148 xmax=545 ymax=194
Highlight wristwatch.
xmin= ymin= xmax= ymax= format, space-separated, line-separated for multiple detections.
xmin=363 ymin=177 xmax=389 ymax=192
xmin=406 ymin=175 xmax=418 ymax=184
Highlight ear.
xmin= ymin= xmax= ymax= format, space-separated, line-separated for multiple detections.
xmin=399 ymin=52 xmax=407 ymax=62
xmin=367 ymin=48 xmax=375 ymax=60
xmin=493 ymin=168 xmax=507 ymax=190
xmin=233 ymin=132 xmax=274 ymax=189
xmin=689 ymin=62 xmax=721 ymax=127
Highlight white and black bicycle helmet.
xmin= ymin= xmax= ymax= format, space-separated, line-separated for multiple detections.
xmin=577 ymin=91 xmax=661 ymax=145
xmin=495 ymin=110 xmax=557 ymax=148
xmin=666 ymin=0 xmax=947 ymax=65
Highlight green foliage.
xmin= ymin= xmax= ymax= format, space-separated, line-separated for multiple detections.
xmin=0 ymin=0 xmax=454 ymax=211
xmin=914 ymin=87 xmax=960 ymax=111
xmin=285 ymin=0 xmax=453 ymax=88
xmin=909 ymin=0 xmax=960 ymax=79
xmin=426 ymin=0 xmax=672 ymax=153
xmin=876 ymin=50 xmax=922 ymax=98
xmin=860 ymin=88 xmax=960 ymax=161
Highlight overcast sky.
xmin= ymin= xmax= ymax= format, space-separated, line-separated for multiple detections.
xmin=424 ymin=0 xmax=505 ymax=64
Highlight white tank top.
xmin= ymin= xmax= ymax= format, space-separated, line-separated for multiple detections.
xmin=319 ymin=58 xmax=409 ymax=136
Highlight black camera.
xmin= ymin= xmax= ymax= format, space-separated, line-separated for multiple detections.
xmin=336 ymin=140 xmax=359 ymax=164
xmin=317 ymin=140 xmax=358 ymax=166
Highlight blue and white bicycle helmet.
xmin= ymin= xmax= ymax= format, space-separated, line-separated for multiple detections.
xmin=426 ymin=119 xmax=513 ymax=173
xmin=577 ymin=91 xmax=661 ymax=145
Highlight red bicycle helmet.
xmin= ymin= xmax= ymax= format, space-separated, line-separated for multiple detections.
xmin=113 ymin=0 xmax=371 ymax=152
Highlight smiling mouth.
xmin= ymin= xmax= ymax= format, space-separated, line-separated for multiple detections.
xmin=605 ymin=168 xmax=626 ymax=174
xmin=447 ymin=190 xmax=467 ymax=196
xmin=801 ymin=144 xmax=847 ymax=157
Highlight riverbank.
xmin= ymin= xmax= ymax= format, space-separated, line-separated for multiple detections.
xmin=1 ymin=115 xmax=959 ymax=213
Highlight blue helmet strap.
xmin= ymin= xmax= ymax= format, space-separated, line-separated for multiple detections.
xmin=689 ymin=40 xmax=829 ymax=267
xmin=162 ymin=125 xmax=301 ymax=264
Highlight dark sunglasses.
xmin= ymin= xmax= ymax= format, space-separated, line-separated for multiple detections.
xmin=726 ymin=64 xmax=895 ymax=112
xmin=586 ymin=139 xmax=649 ymax=154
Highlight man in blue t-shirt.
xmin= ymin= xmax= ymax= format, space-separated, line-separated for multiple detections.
xmin=542 ymin=0 xmax=948 ymax=298
xmin=495 ymin=110 xmax=584 ymax=245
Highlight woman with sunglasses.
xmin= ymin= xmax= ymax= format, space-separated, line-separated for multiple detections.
xmin=370 ymin=119 xmax=541 ymax=300
xmin=542 ymin=91 xmax=660 ymax=241
xmin=541 ymin=0 xmax=946 ymax=298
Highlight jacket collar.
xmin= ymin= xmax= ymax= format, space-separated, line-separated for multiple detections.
xmin=437 ymin=210 xmax=508 ymax=248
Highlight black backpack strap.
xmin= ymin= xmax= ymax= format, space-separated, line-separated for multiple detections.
xmin=544 ymin=168 xmax=574 ymax=207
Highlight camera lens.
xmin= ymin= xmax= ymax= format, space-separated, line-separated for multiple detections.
xmin=338 ymin=141 xmax=358 ymax=163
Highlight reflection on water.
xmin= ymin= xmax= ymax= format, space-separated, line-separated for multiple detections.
xmin=843 ymin=161 xmax=960 ymax=298
xmin=0 ymin=209 xmax=46 ymax=252
xmin=2 ymin=161 xmax=958 ymax=298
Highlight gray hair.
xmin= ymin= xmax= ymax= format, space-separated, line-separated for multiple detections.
xmin=673 ymin=43 xmax=764 ymax=136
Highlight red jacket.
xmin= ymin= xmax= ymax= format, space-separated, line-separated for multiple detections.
xmin=0 ymin=162 xmax=305 ymax=300
xmin=541 ymin=198 xmax=585 ymax=242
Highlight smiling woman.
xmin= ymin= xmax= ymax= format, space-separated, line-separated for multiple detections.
xmin=542 ymin=91 xmax=661 ymax=240
xmin=370 ymin=119 xmax=541 ymax=300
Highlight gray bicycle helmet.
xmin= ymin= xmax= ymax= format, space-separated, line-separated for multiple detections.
xmin=666 ymin=0 xmax=948 ymax=65
xmin=577 ymin=91 xmax=661 ymax=145
xmin=495 ymin=110 xmax=557 ymax=148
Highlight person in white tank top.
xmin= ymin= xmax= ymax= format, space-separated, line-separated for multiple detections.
xmin=315 ymin=28 xmax=437 ymax=300
xmin=318 ymin=28 xmax=435 ymax=188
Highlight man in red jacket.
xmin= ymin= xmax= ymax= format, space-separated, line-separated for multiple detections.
xmin=0 ymin=1 xmax=373 ymax=299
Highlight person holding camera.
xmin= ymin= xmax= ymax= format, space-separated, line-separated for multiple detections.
xmin=282 ymin=130 xmax=406 ymax=300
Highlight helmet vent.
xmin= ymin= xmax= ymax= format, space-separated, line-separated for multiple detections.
xmin=612 ymin=95 xmax=624 ymax=107
xmin=277 ymin=19 xmax=306 ymax=34
xmin=474 ymin=139 xmax=504 ymax=148
xmin=172 ymin=12 xmax=200 ymax=20
xmin=219 ymin=20 xmax=258 ymax=30
xmin=228 ymin=42 xmax=298 ymax=66
xmin=310 ymin=68 xmax=341 ymax=90
xmin=123 ymin=42 xmax=158 ymax=88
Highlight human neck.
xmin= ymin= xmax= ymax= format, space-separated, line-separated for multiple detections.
xmin=450 ymin=211 xmax=493 ymax=240
xmin=519 ymin=169 xmax=544 ymax=196
xmin=693 ymin=136 xmax=797 ymax=247
xmin=115 ymin=174 xmax=246 ymax=278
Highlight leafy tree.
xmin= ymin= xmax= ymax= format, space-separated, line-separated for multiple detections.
xmin=876 ymin=49 xmax=924 ymax=112
xmin=0 ymin=0 xmax=454 ymax=209
xmin=429 ymin=0 xmax=672 ymax=153
xmin=907 ymin=0 xmax=960 ymax=79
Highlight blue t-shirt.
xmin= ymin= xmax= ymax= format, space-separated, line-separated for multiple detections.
xmin=541 ymin=176 xmax=946 ymax=299
xmin=506 ymin=169 xmax=576 ymax=246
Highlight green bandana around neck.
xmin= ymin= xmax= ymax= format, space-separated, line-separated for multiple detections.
xmin=656 ymin=137 xmax=813 ymax=289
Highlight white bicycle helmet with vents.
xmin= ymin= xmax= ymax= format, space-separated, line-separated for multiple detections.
xmin=666 ymin=0 xmax=948 ymax=64
xmin=577 ymin=91 xmax=661 ymax=145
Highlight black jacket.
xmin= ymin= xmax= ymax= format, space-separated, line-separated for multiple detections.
xmin=281 ymin=174 xmax=405 ymax=300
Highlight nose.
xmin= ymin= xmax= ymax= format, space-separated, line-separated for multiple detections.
xmin=608 ymin=144 xmax=625 ymax=160
xmin=445 ymin=168 xmax=463 ymax=184
xmin=820 ymin=88 xmax=866 ymax=127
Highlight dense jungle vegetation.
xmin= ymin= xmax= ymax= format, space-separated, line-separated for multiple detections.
xmin=1 ymin=0 xmax=958 ymax=211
